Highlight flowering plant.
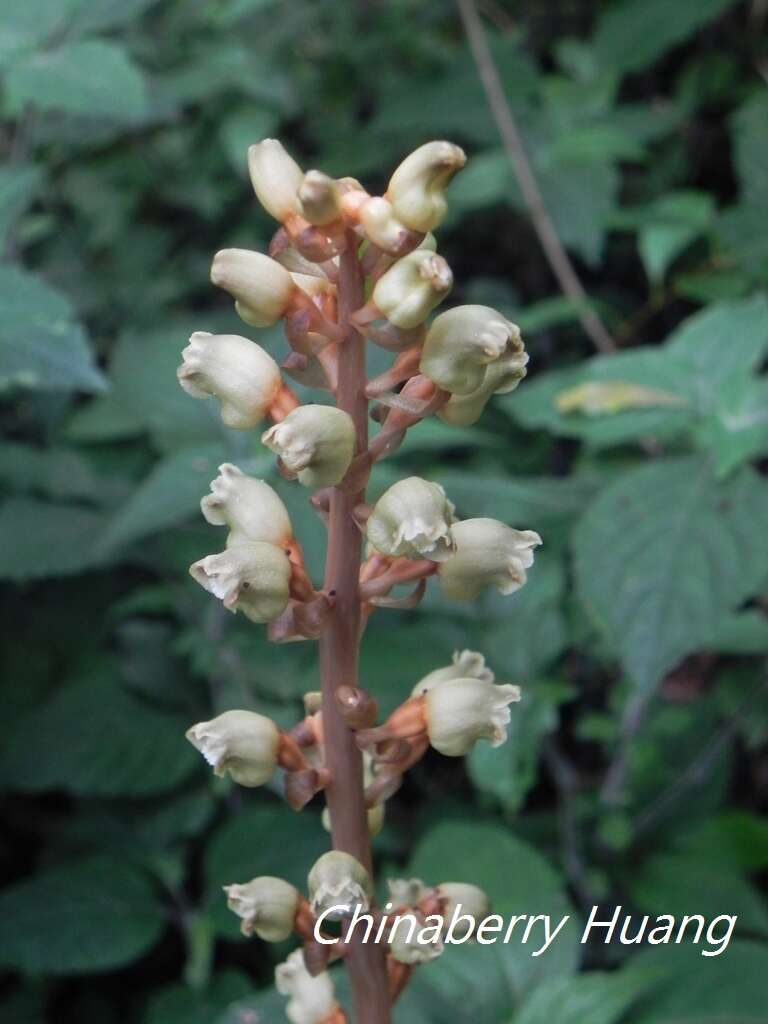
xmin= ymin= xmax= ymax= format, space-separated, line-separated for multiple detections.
xmin=181 ymin=138 xmax=540 ymax=1023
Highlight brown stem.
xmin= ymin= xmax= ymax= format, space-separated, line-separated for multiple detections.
xmin=457 ymin=0 xmax=616 ymax=354
xmin=319 ymin=230 xmax=392 ymax=1023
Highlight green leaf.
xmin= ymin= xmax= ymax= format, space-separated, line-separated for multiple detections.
xmin=219 ymin=107 xmax=279 ymax=175
xmin=66 ymin=323 xmax=237 ymax=450
xmin=0 ymin=264 xmax=106 ymax=394
xmin=0 ymin=856 xmax=164 ymax=974
xmin=144 ymin=971 xmax=252 ymax=1024
xmin=204 ymin=803 xmax=328 ymax=939
xmin=629 ymin=852 xmax=768 ymax=939
xmin=574 ymin=457 xmax=768 ymax=692
xmin=0 ymin=165 xmax=42 ymax=246
xmin=637 ymin=191 xmax=714 ymax=282
xmin=512 ymin=296 xmax=768 ymax=446
xmin=96 ymin=444 xmax=233 ymax=554
xmin=511 ymin=969 xmax=652 ymax=1024
xmin=708 ymin=610 xmax=768 ymax=654
xmin=409 ymin=820 xmax=579 ymax=1005
xmin=694 ymin=374 xmax=768 ymax=477
xmin=0 ymin=443 xmax=104 ymax=501
xmin=593 ymin=0 xmax=738 ymax=75
xmin=0 ymin=667 xmax=199 ymax=796
xmin=632 ymin=941 xmax=768 ymax=1023
xmin=674 ymin=812 xmax=768 ymax=871
xmin=5 ymin=41 xmax=149 ymax=121
xmin=0 ymin=498 xmax=110 ymax=580
xmin=64 ymin=0 xmax=163 ymax=35
xmin=433 ymin=472 xmax=599 ymax=528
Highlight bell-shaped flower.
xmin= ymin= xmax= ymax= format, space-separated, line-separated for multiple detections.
xmin=201 ymin=463 xmax=293 ymax=547
xmin=438 ymin=345 xmax=529 ymax=426
xmin=436 ymin=882 xmax=490 ymax=940
xmin=275 ymin=949 xmax=340 ymax=1024
xmin=438 ymin=518 xmax=541 ymax=601
xmin=425 ymin=677 xmax=521 ymax=756
xmin=387 ymin=877 xmax=428 ymax=908
xmin=366 ymin=477 xmax=456 ymax=561
xmin=224 ymin=876 xmax=299 ymax=941
xmin=190 ymin=542 xmax=291 ymax=623
xmin=211 ymin=248 xmax=295 ymax=327
xmin=248 ymin=139 xmax=304 ymax=222
xmin=177 ymin=332 xmax=282 ymax=429
xmin=298 ymin=170 xmax=342 ymax=226
xmin=411 ymin=649 xmax=494 ymax=697
xmin=420 ymin=305 xmax=524 ymax=395
xmin=388 ymin=911 xmax=445 ymax=965
xmin=372 ymin=249 xmax=452 ymax=329
xmin=387 ymin=141 xmax=466 ymax=232
xmin=186 ymin=709 xmax=280 ymax=786
xmin=307 ymin=851 xmax=372 ymax=920
xmin=262 ymin=405 xmax=356 ymax=487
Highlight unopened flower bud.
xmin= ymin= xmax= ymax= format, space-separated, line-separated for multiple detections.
xmin=425 ymin=678 xmax=521 ymax=755
xmin=262 ymin=406 xmax=355 ymax=487
xmin=411 ymin=649 xmax=494 ymax=697
xmin=367 ymin=477 xmax=456 ymax=561
xmin=438 ymin=518 xmax=541 ymax=601
xmin=420 ymin=305 xmax=523 ymax=395
xmin=186 ymin=709 xmax=280 ymax=786
xmin=438 ymin=345 xmax=529 ymax=426
xmin=276 ymin=949 xmax=340 ymax=1024
xmin=387 ymin=141 xmax=466 ymax=232
xmin=248 ymin=139 xmax=304 ymax=222
xmin=308 ymin=851 xmax=372 ymax=919
xmin=211 ymin=248 xmax=295 ymax=327
xmin=359 ymin=197 xmax=418 ymax=254
xmin=201 ymin=463 xmax=293 ymax=547
xmin=190 ymin=542 xmax=291 ymax=622
xmin=299 ymin=170 xmax=342 ymax=226
xmin=436 ymin=883 xmax=490 ymax=939
xmin=224 ymin=876 xmax=299 ymax=941
xmin=388 ymin=912 xmax=444 ymax=965
xmin=372 ymin=249 xmax=452 ymax=329
xmin=178 ymin=332 xmax=282 ymax=429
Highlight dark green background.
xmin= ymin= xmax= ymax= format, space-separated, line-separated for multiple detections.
xmin=1 ymin=1 xmax=767 ymax=1021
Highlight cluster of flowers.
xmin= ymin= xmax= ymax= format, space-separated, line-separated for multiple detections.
xmin=177 ymin=136 xmax=541 ymax=1022
xmin=189 ymin=654 xmax=500 ymax=1022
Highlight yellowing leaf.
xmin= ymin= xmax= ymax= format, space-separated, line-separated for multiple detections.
xmin=555 ymin=380 xmax=687 ymax=416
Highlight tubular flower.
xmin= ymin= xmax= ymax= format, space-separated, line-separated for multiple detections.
xmin=425 ymin=678 xmax=522 ymax=756
xmin=211 ymin=248 xmax=295 ymax=327
xmin=262 ymin=406 xmax=356 ymax=487
xmin=436 ymin=883 xmax=490 ymax=940
xmin=438 ymin=518 xmax=541 ymax=601
xmin=420 ymin=305 xmax=525 ymax=395
xmin=177 ymin=332 xmax=282 ymax=429
xmin=298 ymin=170 xmax=342 ymax=226
xmin=248 ymin=139 xmax=304 ymax=222
xmin=201 ymin=463 xmax=293 ymax=547
xmin=411 ymin=649 xmax=494 ymax=697
xmin=366 ymin=477 xmax=456 ymax=561
xmin=186 ymin=710 xmax=280 ymax=786
xmin=275 ymin=949 xmax=340 ymax=1024
xmin=372 ymin=249 xmax=452 ymax=329
xmin=308 ymin=851 xmax=372 ymax=919
xmin=438 ymin=345 xmax=529 ymax=426
xmin=387 ymin=141 xmax=467 ymax=232
xmin=189 ymin=542 xmax=291 ymax=623
xmin=224 ymin=876 xmax=300 ymax=941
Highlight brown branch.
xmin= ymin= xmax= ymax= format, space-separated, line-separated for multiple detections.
xmin=318 ymin=230 xmax=392 ymax=1023
xmin=456 ymin=0 xmax=616 ymax=354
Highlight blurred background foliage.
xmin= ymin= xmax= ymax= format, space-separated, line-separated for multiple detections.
xmin=1 ymin=0 xmax=767 ymax=1021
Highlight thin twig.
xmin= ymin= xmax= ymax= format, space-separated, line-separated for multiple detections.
xmin=544 ymin=738 xmax=596 ymax=908
xmin=456 ymin=0 xmax=617 ymax=354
